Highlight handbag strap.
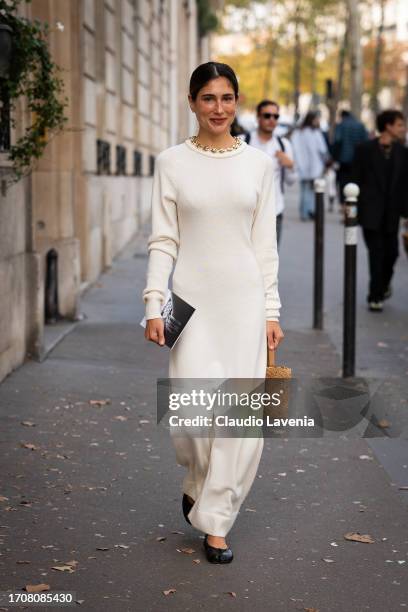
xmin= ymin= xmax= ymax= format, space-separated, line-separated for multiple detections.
xmin=267 ymin=343 xmax=276 ymax=367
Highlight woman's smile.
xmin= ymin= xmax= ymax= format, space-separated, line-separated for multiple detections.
xmin=210 ymin=117 xmax=227 ymax=125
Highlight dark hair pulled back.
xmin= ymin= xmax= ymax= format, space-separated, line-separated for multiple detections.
xmin=189 ymin=62 xmax=239 ymax=101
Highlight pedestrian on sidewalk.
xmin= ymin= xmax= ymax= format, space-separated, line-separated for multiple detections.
xmin=351 ymin=109 xmax=408 ymax=312
xmin=291 ymin=112 xmax=330 ymax=221
xmin=142 ymin=61 xmax=284 ymax=564
xmin=332 ymin=109 xmax=368 ymax=209
xmin=245 ymin=100 xmax=297 ymax=246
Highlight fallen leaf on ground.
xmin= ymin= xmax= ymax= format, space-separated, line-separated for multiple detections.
xmin=51 ymin=565 xmax=76 ymax=573
xmin=21 ymin=421 xmax=36 ymax=427
xmin=163 ymin=588 xmax=176 ymax=596
xmin=113 ymin=416 xmax=127 ymax=421
xmin=377 ymin=419 xmax=390 ymax=428
xmin=25 ymin=584 xmax=50 ymax=593
xmin=156 ymin=536 xmax=166 ymax=542
xmin=304 ymin=608 xmax=319 ymax=612
xmin=0 ymin=496 xmax=9 ymax=502
xmin=344 ymin=532 xmax=375 ymax=544
xmin=20 ymin=443 xmax=40 ymax=451
xmin=180 ymin=547 xmax=195 ymax=554
xmin=193 ymin=559 xmax=200 ymax=564
xmin=89 ymin=399 xmax=111 ymax=407
xmin=226 ymin=592 xmax=237 ymax=597
xmin=96 ymin=547 xmax=110 ymax=551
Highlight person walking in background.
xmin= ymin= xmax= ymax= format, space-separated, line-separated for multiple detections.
xmin=291 ymin=112 xmax=329 ymax=221
xmin=332 ymin=110 xmax=368 ymax=207
xmin=245 ymin=100 xmax=297 ymax=246
xmin=352 ymin=110 xmax=408 ymax=312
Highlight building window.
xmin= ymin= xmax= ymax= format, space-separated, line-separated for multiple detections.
xmin=0 ymin=93 xmax=11 ymax=153
xmin=149 ymin=154 xmax=155 ymax=176
xmin=96 ymin=139 xmax=111 ymax=174
xmin=116 ymin=145 xmax=127 ymax=175
xmin=133 ymin=150 xmax=142 ymax=176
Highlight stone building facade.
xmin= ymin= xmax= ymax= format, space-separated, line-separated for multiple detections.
xmin=0 ymin=0 xmax=220 ymax=382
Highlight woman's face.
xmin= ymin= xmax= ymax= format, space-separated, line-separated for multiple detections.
xmin=188 ymin=77 xmax=238 ymax=136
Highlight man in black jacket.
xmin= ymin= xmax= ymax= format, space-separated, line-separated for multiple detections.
xmin=352 ymin=110 xmax=408 ymax=311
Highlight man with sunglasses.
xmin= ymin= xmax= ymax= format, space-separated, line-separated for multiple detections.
xmin=245 ymin=100 xmax=297 ymax=246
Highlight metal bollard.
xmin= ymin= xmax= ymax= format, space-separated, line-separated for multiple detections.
xmin=313 ymin=178 xmax=325 ymax=330
xmin=342 ymin=183 xmax=360 ymax=378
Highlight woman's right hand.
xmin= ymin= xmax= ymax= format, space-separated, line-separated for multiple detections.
xmin=145 ymin=318 xmax=165 ymax=346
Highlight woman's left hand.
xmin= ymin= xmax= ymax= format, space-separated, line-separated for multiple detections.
xmin=266 ymin=321 xmax=284 ymax=351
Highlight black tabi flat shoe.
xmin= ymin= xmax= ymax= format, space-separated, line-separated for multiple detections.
xmin=182 ymin=494 xmax=194 ymax=525
xmin=203 ymin=534 xmax=234 ymax=564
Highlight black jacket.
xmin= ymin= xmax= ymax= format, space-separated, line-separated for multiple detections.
xmin=351 ymin=138 xmax=408 ymax=232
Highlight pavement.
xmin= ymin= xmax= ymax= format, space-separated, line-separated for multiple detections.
xmin=0 ymin=186 xmax=407 ymax=612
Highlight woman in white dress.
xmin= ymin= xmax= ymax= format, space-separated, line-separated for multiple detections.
xmin=143 ymin=62 xmax=284 ymax=564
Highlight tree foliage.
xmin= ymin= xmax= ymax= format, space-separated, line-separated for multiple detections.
xmin=0 ymin=0 xmax=68 ymax=182
xmin=216 ymin=0 xmax=407 ymax=115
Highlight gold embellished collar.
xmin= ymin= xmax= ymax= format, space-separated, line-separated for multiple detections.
xmin=189 ymin=135 xmax=243 ymax=154
xmin=184 ymin=135 xmax=246 ymax=158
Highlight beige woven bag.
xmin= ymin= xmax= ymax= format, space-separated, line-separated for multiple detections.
xmin=266 ymin=345 xmax=292 ymax=380
xmin=264 ymin=344 xmax=292 ymax=420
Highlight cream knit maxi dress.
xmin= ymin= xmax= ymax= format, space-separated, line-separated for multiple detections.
xmin=143 ymin=137 xmax=281 ymax=537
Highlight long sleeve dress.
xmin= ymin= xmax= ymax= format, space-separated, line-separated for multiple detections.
xmin=142 ymin=137 xmax=281 ymax=536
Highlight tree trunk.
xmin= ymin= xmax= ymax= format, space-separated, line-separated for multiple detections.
xmin=293 ymin=2 xmax=301 ymax=121
xmin=336 ymin=24 xmax=348 ymax=111
xmin=327 ymin=21 xmax=348 ymax=141
xmin=371 ymin=0 xmax=385 ymax=116
xmin=310 ymin=36 xmax=318 ymax=109
xmin=403 ymin=65 xmax=408 ymax=119
xmin=263 ymin=33 xmax=278 ymax=98
xmin=347 ymin=0 xmax=363 ymax=119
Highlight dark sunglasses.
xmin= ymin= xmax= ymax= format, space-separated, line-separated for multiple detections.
xmin=261 ymin=112 xmax=280 ymax=120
